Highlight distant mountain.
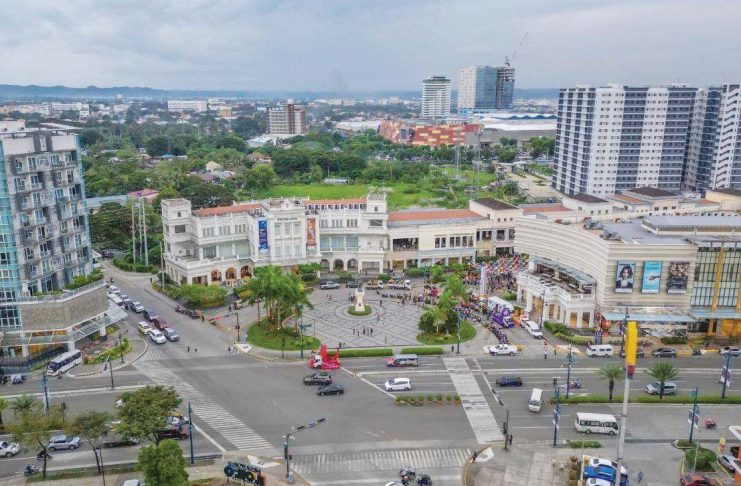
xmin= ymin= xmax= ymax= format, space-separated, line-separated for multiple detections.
xmin=0 ymin=84 xmax=558 ymax=102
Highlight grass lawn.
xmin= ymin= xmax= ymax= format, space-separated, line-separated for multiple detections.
xmin=267 ymin=183 xmax=441 ymax=209
xmin=248 ymin=321 xmax=321 ymax=351
xmin=417 ymin=320 xmax=476 ymax=345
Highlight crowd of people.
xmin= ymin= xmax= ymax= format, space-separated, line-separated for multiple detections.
xmin=480 ymin=255 xmax=528 ymax=294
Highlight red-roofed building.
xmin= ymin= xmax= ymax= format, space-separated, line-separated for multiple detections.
xmin=379 ymin=119 xmax=481 ymax=147
xmin=127 ymin=188 xmax=160 ymax=203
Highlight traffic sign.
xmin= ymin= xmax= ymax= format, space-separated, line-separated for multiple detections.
xmin=688 ymin=409 xmax=700 ymax=429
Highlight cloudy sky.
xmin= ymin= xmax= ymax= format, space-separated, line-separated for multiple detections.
xmin=2 ymin=0 xmax=739 ymax=92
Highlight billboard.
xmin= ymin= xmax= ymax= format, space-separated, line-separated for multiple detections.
xmin=306 ymin=218 xmax=317 ymax=249
xmin=667 ymin=261 xmax=690 ymax=294
xmin=614 ymin=261 xmax=635 ymax=293
xmin=258 ymin=219 xmax=269 ymax=251
xmin=641 ymin=261 xmax=663 ymax=294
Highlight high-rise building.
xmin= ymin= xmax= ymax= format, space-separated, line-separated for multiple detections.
xmin=421 ymin=76 xmax=451 ymax=119
xmin=495 ymin=64 xmax=515 ymax=109
xmin=552 ymin=84 xmax=741 ymax=197
xmin=0 ymin=121 xmax=118 ymax=361
xmin=268 ymin=101 xmax=307 ymax=136
xmin=457 ymin=65 xmax=515 ymax=113
xmin=166 ymin=100 xmax=208 ymax=112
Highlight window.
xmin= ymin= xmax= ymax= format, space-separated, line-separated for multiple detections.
xmin=435 ymin=237 xmax=446 ymax=248
xmin=369 ymin=219 xmax=383 ymax=228
xmin=219 ymin=225 xmax=231 ymax=236
xmin=24 ymin=248 xmax=34 ymax=261
xmin=347 ymin=219 xmax=358 ymax=228
xmin=202 ymin=227 xmax=215 ymax=237
xmin=293 ymin=222 xmax=300 ymax=234
xmin=319 ymin=220 xmax=328 ymax=229
xmin=202 ymin=246 xmax=216 ymax=258
xmin=13 ymin=178 xmax=24 ymax=192
xmin=174 ymin=225 xmax=186 ymax=234
xmin=275 ymin=224 xmax=282 ymax=236
xmin=235 ymin=224 xmax=246 ymax=233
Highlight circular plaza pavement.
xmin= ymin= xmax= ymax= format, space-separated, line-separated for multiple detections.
xmin=302 ymin=289 xmax=424 ymax=347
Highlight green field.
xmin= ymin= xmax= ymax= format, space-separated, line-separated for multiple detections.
xmin=266 ymin=183 xmax=441 ymax=209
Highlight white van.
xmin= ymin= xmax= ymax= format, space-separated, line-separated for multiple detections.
xmin=108 ymin=285 xmax=121 ymax=295
xmin=586 ymin=344 xmax=614 ymax=357
xmin=575 ymin=412 xmax=619 ymax=435
xmin=487 ymin=296 xmax=515 ymax=313
xmin=523 ymin=320 xmax=544 ymax=339
xmin=528 ymin=388 xmax=543 ymax=412
xmin=108 ymin=294 xmax=124 ymax=307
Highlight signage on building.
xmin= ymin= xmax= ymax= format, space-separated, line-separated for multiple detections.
xmin=614 ymin=261 xmax=635 ymax=293
xmin=641 ymin=261 xmax=663 ymax=294
xmin=306 ymin=218 xmax=317 ymax=250
xmin=667 ymin=261 xmax=690 ymax=294
xmin=258 ymin=219 xmax=269 ymax=252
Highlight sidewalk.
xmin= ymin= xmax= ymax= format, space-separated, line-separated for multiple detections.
xmin=69 ymin=335 xmax=147 ymax=377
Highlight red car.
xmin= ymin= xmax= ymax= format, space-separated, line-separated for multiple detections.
xmin=151 ymin=317 xmax=169 ymax=331
xmin=680 ymin=473 xmax=714 ymax=486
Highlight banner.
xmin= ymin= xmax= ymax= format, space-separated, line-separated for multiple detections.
xmin=258 ymin=219 xmax=269 ymax=251
xmin=614 ymin=261 xmax=635 ymax=293
xmin=306 ymin=218 xmax=317 ymax=249
xmin=667 ymin=261 xmax=690 ymax=294
xmin=641 ymin=261 xmax=663 ymax=294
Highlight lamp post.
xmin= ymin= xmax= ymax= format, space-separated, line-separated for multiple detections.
xmin=539 ymin=290 xmax=546 ymax=328
xmin=456 ymin=317 xmax=461 ymax=355
xmin=688 ymin=387 xmax=700 ymax=444
xmin=96 ymin=445 xmax=106 ymax=486
xmin=108 ymin=357 xmax=114 ymax=390
xmin=493 ymin=390 xmax=510 ymax=451
xmin=619 ymin=308 xmax=628 ymax=356
xmin=721 ymin=352 xmax=732 ymax=399
xmin=552 ymin=378 xmax=560 ymax=447
xmin=565 ymin=346 xmax=575 ymax=398
xmin=188 ymin=402 xmax=194 ymax=465
xmin=285 ymin=418 xmax=326 ymax=482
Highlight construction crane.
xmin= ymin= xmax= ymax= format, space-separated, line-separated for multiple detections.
xmin=505 ymin=32 xmax=529 ymax=66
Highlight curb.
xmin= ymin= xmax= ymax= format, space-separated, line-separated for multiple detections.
xmin=69 ymin=338 xmax=149 ymax=378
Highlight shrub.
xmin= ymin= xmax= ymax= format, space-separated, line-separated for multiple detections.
xmin=454 ymin=395 xmax=461 ymax=402
xmin=501 ymin=291 xmax=517 ymax=302
xmin=446 ymin=395 xmax=453 ymax=402
xmin=427 ymin=395 xmax=434 ymax=402
xmin=400 ymin=346 xmax=444 ymax=355
xmin=66 ymin=269 xmax=104 ymax=290
xmin=377 ymin=274 xmax=391 ymax=282
xmin=112 ymin=258 xmax=158 ymax=273
xmin=405 ymin=267 xmax=426 ymax=278
xmin=416 ymin=395 xmax=425 ymax=402
xmin=335 ymin=271 xmax=354 ymax=283
xmin=436 ymin=393 xmax=443 ymax=401
xmin=348 ymin=305 xmax=372 ymax=316
xmin=337 ymin=348 xmax=392 ymax=358
xmin=173 ymin=284 xmax=228 ymax=308
xmin=568 ymin=440 xmax=601 ymax=449
xmin=550 ymin=395 xmax=614 ymax=405
xmin=660 ymin=336 xmax=688 ymax=345
xmin=675 ymin=439 xmax=693 ymax=449
xmin=685 ymin=446 xmax=716 ymax=469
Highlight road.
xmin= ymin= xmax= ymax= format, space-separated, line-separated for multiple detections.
xmin=1 ymin=262 xmax=740 ymax=484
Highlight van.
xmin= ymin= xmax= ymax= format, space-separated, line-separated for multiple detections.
xmin=586 ymin=344 xmax=614 ymax=357
xmin=575 ymin=412 xmax=619 ymax=435
xmin=108 ymin=294 xmax=124 ymax=307
xmin=528 ymin=388 xmax=543 ymax=412
xmin=385 ymin=354 xmax=419 ymax=367
xmin=108 ymin=285 xmax=121 ymax=295
xmin=523 ymin=320 xmax=544 ymax=339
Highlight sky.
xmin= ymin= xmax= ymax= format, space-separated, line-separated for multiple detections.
xmin=2 ymin=0 xmax=740 ymax=92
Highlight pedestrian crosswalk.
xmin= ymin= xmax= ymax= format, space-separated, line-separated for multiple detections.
xmin=134 ymin=361 xmax=272 ymax=451
xmin=519 ymin=343 xmax=547 ymax=355
xmin=291 ymin=448 xmax=471 ymax=475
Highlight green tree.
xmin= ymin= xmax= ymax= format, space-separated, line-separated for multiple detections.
xmin=117 ymin=386 xmax=180 ymax=445
xmin=67 ymin=410 xmax=113 ymax=473
xmin=0 ymin=397 xmax=7 ymax=428
xmin=138 ymin=439 xmax=189 ymax=486
xmin=418 ymin=310 xmax=436 ymax=334
xmin=645 ymin=362 xmax=679 ymax=400
xmin=243 ymin=164 xmax=277 ymax=193
xmin=598 ymin=363 xmax=623 ymax=401
xmin=174 ymin=284 xmax=227 ymax=308
xmin=685 ymin=446 xmax=716 ymax=469
xmin=8 ymin=398 xmax=62 ymax=478
xmin=145 ymin=136 xmax=170 ymax=157
xmin=79 ymin=129 xmax=105 ymax=147
xmin=13 ymin=394 xmax=36 ymax=416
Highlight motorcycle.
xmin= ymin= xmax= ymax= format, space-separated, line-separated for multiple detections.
xmin=705 ymin=419 xmax=717 ymax=430
xmin=399 ymin=467 xmax=416 ymax=483
xmin=568 ymin=379 xmax=582 ymax=390
xmin=175 ymin=305 xmax=184 ymax=314
xmin=417 ymin=474 xmax=432 ymax=486
xmin=24 ymin=465 xmax=39 ymax=477
xmin=36 ymin=450 xmax=51 ymax=461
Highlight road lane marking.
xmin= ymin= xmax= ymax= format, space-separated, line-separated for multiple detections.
xmin=0 ymin=384 xmax=145 ymax=399
xmin=309 ymin=475 xmax=461 ymax=485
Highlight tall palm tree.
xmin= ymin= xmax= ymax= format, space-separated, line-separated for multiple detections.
xmin=598 ymin=363 xmax=624 ymax=401
xmin=442 ymin=274 xmax=467 ymax=302
xmin=13 ymin=395 xmax=37 ymax=416
xmin=645 ymin=362 xmax=679 ymax=400
xmin=280 ymin=273 xmax=313 ymax=330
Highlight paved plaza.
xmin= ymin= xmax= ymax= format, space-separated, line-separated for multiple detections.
xmin=303 ymin=288 xmax=425 ymax=347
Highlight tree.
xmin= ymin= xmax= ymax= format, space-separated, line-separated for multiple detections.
xmin=145 ymin=136 xmax=170 ymax=157
xmin=13 ymin=394 xmax=36 ymax=416
xmin=117 ymin=386 xmax=180 ymax=445
xmin=138 ymin=439 xmax=189 ymax=486
xmin=598 ymin=363 xmax=623 ymax=401
xmin=418 ymin=310 xmax=436 ymax=334
xmin=8 ymin=398 xmax=62 ymax=478
xmin=645 ymin=362 xmax=679 ymax=400
xmin=79 ymin=129 xmax=104 ymax=147
xmin=67 ymin=410 xmax=113 ymax=474
xmin=0 ymin=397 xmax=7 ymax=428
xmin=243 ymin=164 xmax=277 ymax=193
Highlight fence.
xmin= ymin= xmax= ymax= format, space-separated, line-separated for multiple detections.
xmin=0 ymin=345 xmax=66 ymax=372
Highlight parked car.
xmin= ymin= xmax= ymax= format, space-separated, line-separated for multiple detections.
xmin=167 ymin=415 xmax=190 ymax=427
xmin=720 ymin=347 xmax=741 ymax=357
xmin=143 ymin=309 xmax=159 ymax=322
xmin=645 ymin=381 xmax=678 ymax=395
xmin=619 ymin=348 xmax=646 ymax=358
xmin=149 ymin=329 xmax=166 ymax=344
xmin=583 ymin=465 xmax=627 ymax=486
xmin=587 ymin=458 xmax=627 ymax=475
xmin=345 ymin=280 xmax=361 ymax=289
xmin=584 ymin=479 xmax=612 ymax=486
xmin=495 ymin=376 xmax=523 ymax=387
xmin=317 ymin=383 xmax=345 ymax=396
xmin=151 ymin=317 xmax=169 ymax=330
xmin=119 ymin=294 xmax=132 ymax=306
xmin=485 ymin=344 xmax=519 ymax=356
xmin=163 ymin=327 xmax=179 ymax=341
xmin=137 ymin=321 xmax=152 ymax=335
xmin=384 ymin=377 xmax=412 ymax=391
xmin=651 ymin=347 xmax=676 ymax=358
xmin=319 ymin=281 xmax=340 ymax=290
xmin=0 ymin=441 xmax=20 ymax=457
xmin=304 ymin=372 xmax=332 ymax=386
xmin=156 ymin=426 xmax=188 ymax=441
xmin=107 ymin=285 xmax=121 ymax=295
xmin=47 ymin=435 xmax=81 ymax=450
xmin=365 ymin=280 xmax=384 ymax=289
xmin=129 ymin=301 xmax=145 ymax=313
xmin=718 ymin=454 xmax=740 ymax=472
xmin=680 ymin=473 xmax=714 ymax=486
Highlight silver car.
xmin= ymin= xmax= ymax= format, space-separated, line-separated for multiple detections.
xmin=48 ymin=435 xmax=80 ymax=450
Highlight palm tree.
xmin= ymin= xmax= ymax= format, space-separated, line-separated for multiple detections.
xmin=442 ymin=274 xmax=467 ymax=302
xmin=279 ymin=273 xmax=313 ymax=330
xmin=645 ymin=362 xmax=679 ymax=400
xmin=13 ymin=394 xmax=37 ymax=416
xmin=0 ymin=397 xmax=7 ymax=428
xmin=598 ymin=363 xmax=624 ymax=401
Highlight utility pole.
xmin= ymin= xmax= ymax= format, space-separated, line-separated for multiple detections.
xmin=565 ymin=346 xmax=575 ymax=398
xmin=285 ymin=418 xmax=326 ymax=482
xmin=722 ymin=352 xmax=732 ymax=399
xmin=159 ymin=240 xmax=165 ymax=289
xmin=688 ymin=387 xmax=700 ymax=444
xmin=141 ymin=198 xmax=149 ymax=266
xmin=131 ymin=202 xmax=137 ymax=263
xmin=493 ymin=391 xmax=510 ymax=451
xmin=108 ymin=356 xmax=114 ymax=389
xmin=188 ymin=402 xmax=194 ymax=465
xmin=615 ymin=320 xmax=637 ymax=486
xmin=42 ymin=373 xmax=50 ymax=415
xmin=552 ymin=378 xmax=560 ymax=447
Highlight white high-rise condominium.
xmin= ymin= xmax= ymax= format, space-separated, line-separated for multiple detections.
xmin=421 ymin=76 xmax=451 ymax=119
xmin=457 ymin=65 xmax=515 ymax=114
xmin=268 ymin=101 xmax=307 ymax=136
xmin=552 ymin=84 xmax=741 ymax=197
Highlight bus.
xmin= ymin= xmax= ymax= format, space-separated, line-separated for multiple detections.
xmin=574 ymin=412 xmax=619 ymax=435
xmin=487 ymin=296 xmax=515 ymax=313
xmin=46 ymin=350 xmax=83 ymax=376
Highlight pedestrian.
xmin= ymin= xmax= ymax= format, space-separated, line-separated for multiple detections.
xmin=508 ymin=434 xmax=513 ymax=447
xmin=471 ymin=451 xmax=478 ymax=463
xmin=636 ymin=471 xmax=643 ymax=483
xmin=380 ymin=299 xmax=383 ymax=307
xmin=370 ymin=328 xmax=374 ymax=336
xmin=376 ymin=314 xmax=380 ymax=323
xmin=194 ymin=348 xmax=198 ymax=353
xmin=362 ymin=328 xmax=366 ymax=335
xmin=201 ymin=314 xmax=205 ymax=322
xmin=544 ymin=349 xmax=548 ymax=360
xmin=553 ymin=347 xmax=557 ymax=356
xmin=187 ymin=346 xmax=190 ymax=352
xmin=451 ymin=345 xmax=455 ymax=354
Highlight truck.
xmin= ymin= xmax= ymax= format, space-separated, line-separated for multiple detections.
xmin=364 ymin=280 xmax=384 ymax=289
xmin=387 ymin=279 xmax=412 ymax=290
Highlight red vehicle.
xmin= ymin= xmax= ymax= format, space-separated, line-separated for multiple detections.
xmin=156 ymin=426 xmax=188 ymax=441
xmin=680 ymin=473 xmax=714 ymax=486
xmin=151 ymin=317 xmax=169 ymax=330
xmin=309 ymin=344 xmax=341 ymax=370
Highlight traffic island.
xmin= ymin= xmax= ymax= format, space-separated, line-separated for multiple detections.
xmin=347 ymin=304 xmax=371 ymax=316
xmin=247 ymin=321 xmax=321 ymax=351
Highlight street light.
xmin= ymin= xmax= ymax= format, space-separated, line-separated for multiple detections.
xmin=96 ymin=445 xmax=106 ymax=486
xmin=721 ymin=352 xmax=733 ymax=399
xmin=107 ymin=357 xmax=114 ymax=390
xmin=552 ymin=377 xmax=560 ymax=447
xmin=539 ymin=290 xmax=546 ymax=328
xmin=285 ymin=418 xmax=326 ymax=482
xmin=565 ymin=346 xmax=575 ymax=399
xmin=619 ymin=307 xmax=629 ymax=356
xmin=188 ymin=402 xmax=194 ymax=465
xmin=493 ymin=390 xmax=510 ymax=451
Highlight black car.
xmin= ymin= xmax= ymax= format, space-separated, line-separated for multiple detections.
xmin=155 ymin=426 xmax=188 ymax=441
xmin=652 ymin=347 xmax=677 ymax=358
xmin=317 ymin=383 xmax=344 ymax=396
xmin=620 ymin=348 xmax=646 ymax=358
xmin=143 ymin=309 xmax=159 ymax=322
xmin=304 ymin=372 xmax=332 ymax=386
xmin=495 ymin=376 xmax=523 ymax=387
xmin=345 ymin=281 xmax=361 ymax=289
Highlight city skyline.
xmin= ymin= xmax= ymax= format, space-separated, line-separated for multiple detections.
xmin=1 ymin=0 xmax=739 ymax=92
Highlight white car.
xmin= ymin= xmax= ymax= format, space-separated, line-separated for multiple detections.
xmin=485 ymin=344 xmax=519 ymax=356
xmin=149 ymin=329 xmax=166 ymax=344
xmin=129 ymin=301 xmax=145 ymax=313
xmin=720 ymin=347 xmax=741 ymax=357
xmin=384 ymin=377 xmax=412 ymax=391
xmin=585 ymin=479 xmax=612 ymax=486
xmin=0 ymin=441 xmax=20 ymax=457
xmin=588 ymin=457 xmax=627 ymax=475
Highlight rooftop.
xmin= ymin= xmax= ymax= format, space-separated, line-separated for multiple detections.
xmin=388 ymin=208 xmax=484 ymax=226
xmin=303 ymin=198 xmax=366 ymax=206
xmin=600 ymin=220 xmax=689 ymax=245
xmin=624 ymin=186 xmax=678 ymax=198
xmin=473 ymin=198 xmax=519 ymax=211
xmin=194 ymin=203 xmax=262 ymax=217
xmin=611 ymin=194 xmax=650 ymax=205
xmin=708 ymin=188 xmax=741 ymax=197
xmin=521 ymin=203 xmax=570 ymax=214
xmin=568 ymin=193 xmax=609 ymax=204
xmin=643 ymin=215 xmax=741 ymax=230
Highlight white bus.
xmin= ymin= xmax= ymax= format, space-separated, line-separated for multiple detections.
xmin=574 ymin=412 xmax=619 ymax=435
xmin=487 ymin=296 xmax=515 ymax=313
xmin=46 ymin=350 xmax=83 ymax=376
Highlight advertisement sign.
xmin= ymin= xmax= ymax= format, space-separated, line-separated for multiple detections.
xmin=258 ymin=219 xmax=269 ymax=251
xmin=614 ymin=261 xmax=635 ymax=293
xmin=667 ymin=261 xmax=690 ymax=294
xmin=306 ymin=218 xmax=317 ymax=249
xmin=641 ymin=261 xmax=663 ymax=294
